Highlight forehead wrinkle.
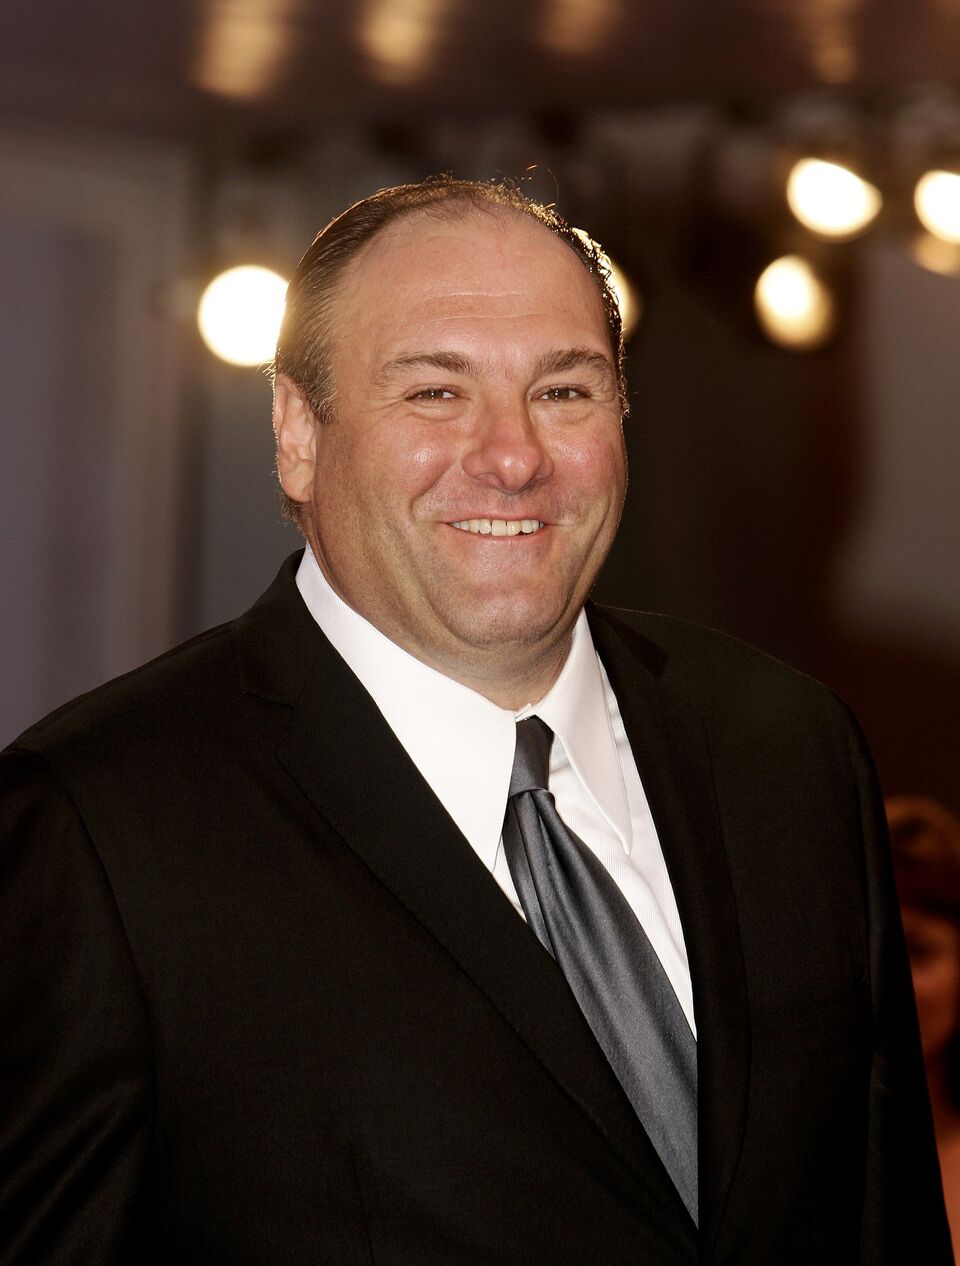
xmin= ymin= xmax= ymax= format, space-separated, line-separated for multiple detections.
xmin=434 ymin=312 xmax=545 ymax=322
xmin=443 ymin=288 xmax=529 ymax=298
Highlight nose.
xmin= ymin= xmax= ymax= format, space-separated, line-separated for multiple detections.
xmin=460 ymin=401 xmax=554 ymax=492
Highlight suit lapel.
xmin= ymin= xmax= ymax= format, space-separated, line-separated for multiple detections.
xmin=233 ymin=558 xmax=686 ymax=1221
xmin=589 ymin=605 xmax=751 ymax=1258
xmin=277 ymin=636 xmax=690 ymax=1214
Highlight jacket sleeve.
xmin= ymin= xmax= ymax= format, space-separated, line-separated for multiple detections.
xmin=847 ymin=711 xmax=955 ymax=1263
xmin=0 ymin=748 xmax=153 ymax=1264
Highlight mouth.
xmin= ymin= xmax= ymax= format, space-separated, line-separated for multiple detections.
xmin=449 ymin=518 xmax=545 ymax=537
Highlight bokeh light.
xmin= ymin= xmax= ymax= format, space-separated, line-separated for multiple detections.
xmin=912 ymin=231 xmax=960 ymax=277
xmin=786 ymin=157 xmax=882 ymax=239
xmin=754 ymin=255 xmax=835 ymax=350
xmin=607 ymin=258 xmax=642 ymax=340
xmin=198 ymin=265 xmax=288 ymax=366
xmin=914 ymin=170 xmax=960 ymax=244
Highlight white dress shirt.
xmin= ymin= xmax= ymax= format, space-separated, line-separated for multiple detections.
xmin=296 ymin=546 xmax=695 ymax=1032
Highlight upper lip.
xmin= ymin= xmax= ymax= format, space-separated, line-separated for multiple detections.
xmin=446 ymin=513 xmax=548 ymax=523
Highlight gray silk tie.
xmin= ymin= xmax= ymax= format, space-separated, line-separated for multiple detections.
xmin=502 ymin=716 xmax=699 ymax=1224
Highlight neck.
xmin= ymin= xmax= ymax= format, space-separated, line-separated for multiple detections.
xmin=360 ymin=610 xmax=574 ymax=710
xmin=427 ymin=637 xmax=572 ymax=710
xmin=305 ymin=539 xmax=580 ymax=711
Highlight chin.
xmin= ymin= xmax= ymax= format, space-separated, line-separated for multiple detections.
xmin=442 ymin=593 xmax=574 ymax=653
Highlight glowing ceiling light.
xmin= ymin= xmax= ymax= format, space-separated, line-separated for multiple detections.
xmin=754 ymin=255 xmax=835 ymax=351
xmin=914 ymin=170 xmax=960 ymax=244
xmin=786 ymin=157 xmax=882 ymax=239
xmin=360 ymin=0 xmax=444 ymax=85
xmin=607 ymin=258 xmax=641 ymax=340
xmin=193 ymin=0 xmax=289 ymax=99
xmin=572 ymin=227 xmax=641 ymax=339
xmin=540 ymin=0 xmax=621 ymax=56
xmin=198 ymin=265 xmax=288 ymax=366
xmin=911 ymin=232 xmax=960 ymax=277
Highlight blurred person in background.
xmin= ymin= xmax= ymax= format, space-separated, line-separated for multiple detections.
xmin=889 ymin=795 xmax=960 ymax=1258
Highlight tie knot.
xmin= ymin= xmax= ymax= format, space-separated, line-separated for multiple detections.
xmin=510 ymin=716 xmax=554 ymax=797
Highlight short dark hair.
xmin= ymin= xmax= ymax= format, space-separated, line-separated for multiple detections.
xmin=273 ymin=176 xmax=626 ymax=530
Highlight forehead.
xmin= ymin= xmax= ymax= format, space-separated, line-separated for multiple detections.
xmin=331 ymin=207 xmax=610 ymax=366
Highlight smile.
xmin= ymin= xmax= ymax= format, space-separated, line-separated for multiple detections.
xmin=450 ymin=519 xmax=545 ymax=536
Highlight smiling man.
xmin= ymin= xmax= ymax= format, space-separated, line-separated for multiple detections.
xmin=0 ymin=178 xmax=952 ymax=1265
xmin=273 ymin=196 xmax=626 ymax=705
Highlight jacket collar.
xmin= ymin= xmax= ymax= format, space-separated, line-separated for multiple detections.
xmin=588 ymin=604 xmax=751 ymax=1258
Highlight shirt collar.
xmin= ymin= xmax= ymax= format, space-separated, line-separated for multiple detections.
xmin=296 ymin=547 xmax=515 ymax=866
xmin=295 ymin=546 xmax=632 ymax=863
xmin=519 ymin=614 xmax=633 ymax=852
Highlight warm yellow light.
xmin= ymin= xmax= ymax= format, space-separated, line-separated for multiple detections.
xmin=607 ymin=258 xmax=642 ymax=340
xmin=912 ymin=232 xmax=960 ymax=277
xmin=197 ymin=266 xmax=288 ymax=366
xmin=540 ymin=0 xmax=621 ymax=56
xmin=786 ymin=158 xmax=882 ymax=238
xmin=571 ymin=227 xmax=641 ymax=339
xmin=754 ymin=255 xmax=835 ymax=350
xmin=359 ymin=0 xmax=444 ymax=85
xmin=193 ymin=0 xmax=289 ymax=99
xmin=914 ymin=170 xmax=960 ymax=244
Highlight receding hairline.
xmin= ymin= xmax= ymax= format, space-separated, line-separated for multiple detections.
xmin=320 ymin=199 xmax=613 ymax=370
xmin=275 ymin=179 xmax=625 ymax=406
xmin=331 ymin=196 xmax=597 ymax=304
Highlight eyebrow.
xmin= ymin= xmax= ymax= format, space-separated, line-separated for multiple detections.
xmin=531 ymin=347 xmax=615 ymax=382
xmin=375 ymin=346 xmax=615 ymax=387
xmin=375 ymin=350 xmax=478 ymax=386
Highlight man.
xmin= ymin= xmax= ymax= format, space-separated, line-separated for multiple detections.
xmin=0 ymin=177 xmax=951 ymax=1264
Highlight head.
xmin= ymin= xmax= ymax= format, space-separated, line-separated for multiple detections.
xmin=275 ymin=178 xmax=627 ymax=475
xmin=888 ymin=796 xmax=960 ymax=1088
xmin=273 ymin=177 xmax=628 ymax=705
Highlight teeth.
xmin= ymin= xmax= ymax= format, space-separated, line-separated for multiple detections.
xmin=451 ymin=518 xmax=544 ymax=535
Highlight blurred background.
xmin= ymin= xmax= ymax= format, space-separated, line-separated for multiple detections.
xmin=1 ymin=0 xmax=958 ymax=811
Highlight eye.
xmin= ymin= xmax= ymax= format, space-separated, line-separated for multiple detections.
xmin=538 ymin=385 xmax=587 ymax=402
xmin=409 ymin=387 xmax=457 ymax=402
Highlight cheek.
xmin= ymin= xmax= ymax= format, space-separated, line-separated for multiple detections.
xmin=554 ymin=429 xmax=625 ymax=490
xmin=407 ymin=438 xmax=453 ymax=485
xmin=369 ymin=422 xmax=456 ymax=501
xmin=321 ymin=431 xmax=450 ymax=515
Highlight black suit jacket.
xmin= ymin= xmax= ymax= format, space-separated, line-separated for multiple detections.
xmin=1 ymin=553 xmax=951 ymax=1264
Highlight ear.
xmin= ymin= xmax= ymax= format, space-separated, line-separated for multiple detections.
xmin=273 ymin=375 xmax=317 ymax=506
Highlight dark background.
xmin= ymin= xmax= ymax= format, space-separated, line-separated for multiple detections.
xmin=1 ymin=0 xmax=957 ymax=810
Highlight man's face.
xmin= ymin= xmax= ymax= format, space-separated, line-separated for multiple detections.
xmin=292 ymin=208 xmax=627 ymax=688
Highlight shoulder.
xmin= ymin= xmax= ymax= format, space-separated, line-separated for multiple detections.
xmin=589 ymin=602 xmax=857 ymax=741
xmin=6 ymin=620 xmax=236 ymax=767
xmin=590 ymin=605 xmax=882 ymax=870
xmin=591 ymin=602 xmax=831 ymax=694
xmin=4 ymin=552 xmax=311 ymax=778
